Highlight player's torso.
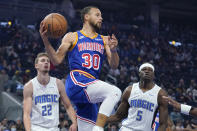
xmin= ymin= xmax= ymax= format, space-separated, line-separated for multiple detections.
xmin=68 ymin=30 xmax=105 ymax=79
xmin=122 ymin=82 xmax=161 ymax=131
xmin=31 ymin=77 xmax=60 ymax=127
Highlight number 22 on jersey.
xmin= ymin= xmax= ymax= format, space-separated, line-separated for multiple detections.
xmin=42 ymin=104 xmax=52 ymax=116
xmin=82 ymin=53 xmax=100 ymax=70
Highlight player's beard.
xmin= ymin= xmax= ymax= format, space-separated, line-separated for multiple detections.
xmin=90 ymin=20 xmax=101 ymax=32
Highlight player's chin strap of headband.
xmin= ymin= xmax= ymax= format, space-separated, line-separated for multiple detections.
xmin=139 ymin=63 xmax=155 ymax=72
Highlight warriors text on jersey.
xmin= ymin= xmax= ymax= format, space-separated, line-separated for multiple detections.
xmin=31 ymin=77 xmax=60 ymax=128
xmin=121 ymin=82 xmax=161 ymax=131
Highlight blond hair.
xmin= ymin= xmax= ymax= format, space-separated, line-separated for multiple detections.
xmin=34 ymin=52 xmax=49 ymax=64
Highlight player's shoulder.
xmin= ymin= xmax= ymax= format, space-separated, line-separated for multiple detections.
xmin=55 ymin=78 xmax=64 ymax=91
xmin=158 ymin=88 xmax=168 ymax=104
xmin=158 ymin=88 xmax=167 ymax=96
xmin=124 ymin=85 xmax=133 ymax=93
xmin=24 ymin=79 xmax=33 ymax=88
xmin=55 ymin=78 xmax=63 ymax=84
xmin=101 ymin=35 xmax=108 ymax=42
xmin=23 ymin=80 xmax=33 ymax=93
xmin=62 ymin=32 xmax=78 ymax=42
xmin=122 ymin=85 xmax=133 ymax=101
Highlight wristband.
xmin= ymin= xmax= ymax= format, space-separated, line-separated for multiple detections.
xmin=110 ymin=48 xmax=117 ymax=53
xmin=181 ymin=104 xmax=191 ymax=115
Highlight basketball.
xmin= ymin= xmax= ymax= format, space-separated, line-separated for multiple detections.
xmin=43 ymin=13 xmax=68 ymax=38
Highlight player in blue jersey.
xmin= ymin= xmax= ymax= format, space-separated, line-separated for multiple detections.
xmin=40 ymin=6 xmax=122 ymax=131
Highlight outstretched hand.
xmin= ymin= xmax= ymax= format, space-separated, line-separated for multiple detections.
xmin=108 ymin=34 xmax=118 ymax=50
xmin=162 ymin=96 xmax=181 ymax=112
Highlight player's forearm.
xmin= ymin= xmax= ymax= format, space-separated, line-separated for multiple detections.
xmin=107 ymin=115 xmax=121 ymax=123
xmin=42 ymin=38 xmax=61 ymax=65
xmin=109 ymin=52 xmax=119 ymax=69
xmin=23 ymin=114 xmax=31 ymax=131
xmin=66 ymin=106 xmax=77 ymax=124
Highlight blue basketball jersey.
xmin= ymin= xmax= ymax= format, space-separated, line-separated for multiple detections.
xmin=68 ymin=30 xmax=105 ymax=79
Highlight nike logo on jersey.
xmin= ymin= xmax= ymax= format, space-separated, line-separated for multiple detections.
xmin=79 ymin=36 xmax=85 ymax=39
xmin=95 ymin=38 xmax=103 ymax=41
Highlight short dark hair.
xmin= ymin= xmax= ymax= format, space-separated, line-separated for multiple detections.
xmin=80 ymin=6 xmax=98 ymax=23
xmin=35 ymin=52 xmax=49 ymax=64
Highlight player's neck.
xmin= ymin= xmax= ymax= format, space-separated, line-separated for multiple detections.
xmin=37 ymin=72 xmax=50 ymax=86
xmin=82 ymin=23 xmax=97 ymax=37
xmin=139 ymin=81 xmax=154 ymax=91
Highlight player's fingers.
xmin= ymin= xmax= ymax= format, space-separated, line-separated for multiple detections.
xmin=111 ymin=40 xmax=118 ymax=46
xmin=108 ymin=36 xmax=111 ymax=42
xmin=162 ymin=96 xmax=168 ymax=99
xmin=43 ymin=30 xmax=47 ymax=35
xmin=112 ymin=34 xmax=117 ymax=40
xmin=40 ymin=22 xmax=44 ymax=32
xmin=162 ymin=96 xmax=170 ymax=102
xmin=40 ymin=21 xmax=43 ymax=27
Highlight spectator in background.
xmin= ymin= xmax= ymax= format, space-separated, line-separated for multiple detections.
xmin=0 ymin=118 xmax=8 ymax=131
xmin=16 ymin=118 xmax=23 ymax=131
xmin=60 ymin=119 xmax=69 ymax=131
xmin=110 ymin=124 xmax=118 ymax=131
xmin=192 ymin=86 xmax=197 ymax=103
xmin=10 ymin=124 xmax=17 ymax=131
xmin=22 ymin=69 xmax=31 ymax=84
xmin=0 ymin=122 xmax=3 ymax=131
xmin=0 ymin=69 xmax=9 ymax=91
xmin=170 ymin=108 xmax=183 ymax=123
xmin=186 ymin=119 xmax=197 ymax=130
xmin=175 ymin=120 xmax=184 ymax=131
xmin=12 ymin=70 xmax=23 ymax=84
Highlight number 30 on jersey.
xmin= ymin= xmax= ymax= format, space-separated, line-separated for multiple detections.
xmin=82 ymin=53 xmax=100 ymax=70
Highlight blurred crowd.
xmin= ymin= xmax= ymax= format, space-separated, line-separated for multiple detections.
xmin=0 ymin=11 xmax=197 ymax=130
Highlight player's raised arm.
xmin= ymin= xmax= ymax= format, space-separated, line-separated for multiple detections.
xmin=56 ymin=79 xmax=77 ymax=131
xmin=107 ymin=86 xmax=131 ymax=123
xmin=40 ymin=21 xmax=76 ymax=66
xmin=104 ymin=34 xmax=119 ymax=69
xmin=158 ymin=89 xmax=168 ymax=131
xmin=163 ymin=96 xmax=197 ymax=117
xmin=23 ymin=82 xmax=33 ymax=131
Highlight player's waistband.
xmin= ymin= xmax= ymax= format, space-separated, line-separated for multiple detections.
xmin=71 ymin=70 xmax=96 ymax=79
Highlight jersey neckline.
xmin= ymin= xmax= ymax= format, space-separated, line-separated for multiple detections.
xmin=80 ymin=30 xmax=98 ymax=39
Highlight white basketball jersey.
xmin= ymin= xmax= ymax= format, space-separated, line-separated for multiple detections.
xmin=121 ymin=82 xmax=161 ymax=131
xmin=31 ymin=77 xmax=60 ymax=128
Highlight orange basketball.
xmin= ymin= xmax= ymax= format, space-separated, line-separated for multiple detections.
xmin=43 ymin=13 xmax=68 ymax=38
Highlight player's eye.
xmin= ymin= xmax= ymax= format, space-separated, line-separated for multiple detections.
xmin=41 ymin=59 xmax=45 ymax=62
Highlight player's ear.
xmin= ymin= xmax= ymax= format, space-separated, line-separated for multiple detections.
xmin=35 ymin=63 xmax=38 ymax=69
xmin=84 ymin=14 xmax=89 ymax=21
xmin=139 ymin=71 xmax=143 ymax=78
